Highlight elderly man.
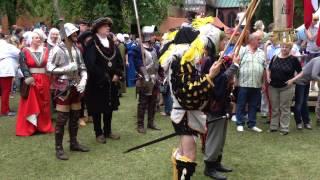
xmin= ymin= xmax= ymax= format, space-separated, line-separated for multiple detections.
xmin=236 ymin=32 xmax=266 ymax=132
xmin=295 ymin=57 xmax=320 ymax=128
xmin=0 ymin=33 xmax=20 ymax=116
xmin=305 ymin=14 xmax=320 ymax=91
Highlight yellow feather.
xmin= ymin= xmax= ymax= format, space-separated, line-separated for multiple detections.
xmin=159 ymin=44 xmax=175 ymax=65
xmin=181 ymin=37 xmax=205 ymax=65
xmin=192 ymin=16 xmax=214 ymax=29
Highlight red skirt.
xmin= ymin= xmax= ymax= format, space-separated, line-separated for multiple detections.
xmin=16 ymin=74 xmax=54 ymax=136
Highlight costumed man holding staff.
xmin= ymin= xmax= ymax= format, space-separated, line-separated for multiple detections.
xmin=159 ymin=17 xmax=224 ymax=180
xmin=83 ymin=17 xmax=123 ymax=143
xmin=135 ymin=25 xmax=161 ymax=134
xmin=47 ymin=23 xmax=89 ymax=160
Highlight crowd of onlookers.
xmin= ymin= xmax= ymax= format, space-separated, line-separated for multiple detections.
xmin=0 ymin=15 xmax=320 ymax=137
xmin=225 ymin=15 xmax=320 ymax=135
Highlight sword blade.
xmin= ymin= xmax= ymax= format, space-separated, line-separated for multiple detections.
xmin=123 ymin=132 xmax=178 ymax=153
xmin=123 ymin=114 xmax=229 ymax=154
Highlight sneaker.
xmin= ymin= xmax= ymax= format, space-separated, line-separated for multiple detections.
xmin=250 ymin=126 xmax=262 ymax=133
xmin=304 ymin=123 xmax=312 ymax=130
xmin=237 ymin=126 xmax=244 ymax=132
xmin=296 ymin=123 xmax=303 ymax=130
xmin=231 ymin=115 xmax=237 ymax=122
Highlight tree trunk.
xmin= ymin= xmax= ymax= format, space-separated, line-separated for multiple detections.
xmin=6 ymin=0 xmax=17 ymax=30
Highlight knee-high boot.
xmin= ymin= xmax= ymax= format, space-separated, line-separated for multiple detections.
xmin=69 ymin=110 xmax=90 ymax=152
xmin=55 ymin=112 xmax=69 ymax=160
xmin=137 ymin=93 xmax=146 ymax=133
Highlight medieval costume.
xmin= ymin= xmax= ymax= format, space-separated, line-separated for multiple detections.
xmin=47 ymin=23 xmax=89 ymax=160
xmin=16 ymin=32 xmax=54 ymax=136
xmin=116 ymin=33 xmax=128 ymax=95
xmin=134 ymin=25 xmax=160 ymax=134
xmin=159 ymin=17 xmax=224 ymax=180
xmin=83 ymin=17 xmax=123 ymax=143
xmin=202 ymin=56 xmax=237 ymax=180
xmin=126 ymin=40 xmax=139 ymax=87
xmin=47 ymin=28 xmax=61 ymax=50
xmin=77 ymin=30 xmax=94 ymax=126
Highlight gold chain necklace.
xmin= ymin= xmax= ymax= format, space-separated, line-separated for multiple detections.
xmin=94 ymin=40 xmax=116 ymax=67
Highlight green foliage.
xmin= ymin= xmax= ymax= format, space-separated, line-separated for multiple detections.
xmin=254 ymin=0 xmax=273 ymax=29
xmin=0 ymin=0 xmax=181 ymax=32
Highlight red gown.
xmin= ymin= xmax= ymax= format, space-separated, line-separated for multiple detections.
xmin=16 ymin=47 xmax=54 ymax=136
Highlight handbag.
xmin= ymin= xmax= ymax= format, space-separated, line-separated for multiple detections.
xmin=20 ymin=78 xmax=30 ymax=99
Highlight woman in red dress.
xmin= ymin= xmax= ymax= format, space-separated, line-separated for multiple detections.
xmin=16 ymin=32 xmax=54 ymax=136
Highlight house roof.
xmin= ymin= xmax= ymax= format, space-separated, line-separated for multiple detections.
xmin=159 ymin=17 xmax=187 ymax=33
xmin=214 ymin=0 xmax=240 ymax=8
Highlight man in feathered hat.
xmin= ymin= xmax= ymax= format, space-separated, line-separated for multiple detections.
xmin=159 ymin=16 xmax=225 ymax=180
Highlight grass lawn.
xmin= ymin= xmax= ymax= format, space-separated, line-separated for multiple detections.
xmin=1 ymin=88 xmax=320 ymax=180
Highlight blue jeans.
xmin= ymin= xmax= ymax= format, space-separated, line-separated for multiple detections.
xmin=294 ymin=84 xmax=310 ymax=125
xmin=163 ymin=90 xmax=173 ymax=115
xmin=236 ymin=87 xmax=261 ymax=128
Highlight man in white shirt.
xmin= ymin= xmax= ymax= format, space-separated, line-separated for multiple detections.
xmin=0 ymin=33 xmax=20 ymax=116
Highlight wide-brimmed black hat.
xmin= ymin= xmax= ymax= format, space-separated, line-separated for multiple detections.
xmin=78 ymin=31 xmax=93 ymax=44
xmin=92 ymin=17 xmax=113 ymax=33
xmin=76 ymin=19 xmax=90 ymax=26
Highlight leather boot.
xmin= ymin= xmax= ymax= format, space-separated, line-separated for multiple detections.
xmin=216 ymin=155 xmax=233 ymax=173
xmin=204 ymin=161 xmax=227 ymax=180
xmin=137 ymin=98 xmax=146 ymax=133
xmin=147 ymin=94 xmax=160 ymax=130
xmin=55 ymin=112 xmax=69 ymax=160
xmin=69 ymin=110 xmax=90 ymax=152
xmin=176 ymin=159 xmax=197 ymax=180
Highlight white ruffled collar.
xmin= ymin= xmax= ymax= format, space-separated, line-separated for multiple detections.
xmin=96 ymin=34 xmax=109 ymax=48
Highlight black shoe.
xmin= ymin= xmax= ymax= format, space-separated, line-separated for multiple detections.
xmin=137 ymin=127 xmax=146 ymax=134
xmin=204 ymin=168 xmax=227 ymax=180
xmin=216 ymin=163 xmax=233 ymax=173
xmin=96 ymin=135 xmax=106 ymax=144
xmin=70 ymin=143 xmax=90 ymax=152
xmin=56 ymin=149 xmax=69 ymax=160
xmin=106 ymin=133 xmax=120 ymax=140
xmin=280 ymin=131 xmax=289 ymax=136
xmin=268 ymin=129 xmax=277 ymax=133
xmin=147 ymin=125 xmax=161 ymax=130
